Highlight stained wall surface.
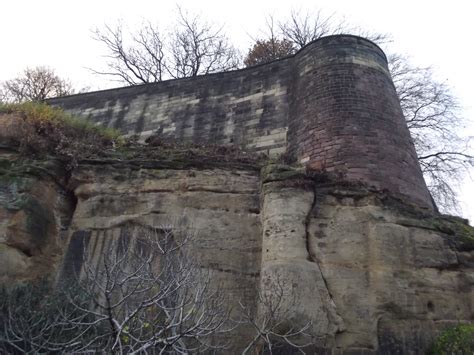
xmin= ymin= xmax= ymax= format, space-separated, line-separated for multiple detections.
xmin=48 ymin=35 xmax=434 ymax=209
xmin=2 ymin=145 xmax=472 ymax=353
xmin=49 ymin=58 xmax=293 ymax=157
xmin=289 ymin=36 xmax=431 ymax=209
xmin=0 ymin=110 xmax=473 ymax=354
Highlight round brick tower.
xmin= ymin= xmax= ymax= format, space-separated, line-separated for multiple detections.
xmin=289 ymin=35 xmax=434 ymax=210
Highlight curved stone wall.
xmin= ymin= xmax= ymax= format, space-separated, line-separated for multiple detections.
xmin=48 ymin=35 xmax=434 ymax=209
xmin=289 ymin=36 xmax=433 ymax=209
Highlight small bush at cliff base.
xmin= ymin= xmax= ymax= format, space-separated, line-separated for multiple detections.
xmin=0 ymin=102 xmax=122 ymax=169
xmin=430 ymin=324 xmax=474 ymax=355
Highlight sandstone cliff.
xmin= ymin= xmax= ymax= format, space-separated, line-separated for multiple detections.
xmin=1 ymin=112 xmax=473 ymax=353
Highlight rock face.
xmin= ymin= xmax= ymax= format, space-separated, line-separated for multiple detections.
xmin=65 ymin=161 xmax=262 ymax=310
xmin=260 ymin=183 xmax=345 ymax=344
xmin=308 ymin=186 xmax=474 ymax=353
xmin=0 ymin=151 xmax=74 ymax=283
xmin=259 ymin=170 xmax=474 ymax=353
xmin=1 ymin=113 xmax=473 ymax=353
xmin=0 ymin=110 xmax=474 ymax=354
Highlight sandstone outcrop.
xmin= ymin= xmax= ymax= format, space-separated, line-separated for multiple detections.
xmin=260 ymin=166 xmax=474 ymax=352
xmin=0 ymin=156 xmax=73 ymax=283
xmin=1 ymin=110 xmax=472 ymax=353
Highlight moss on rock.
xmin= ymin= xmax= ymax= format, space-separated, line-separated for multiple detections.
xmin=261 ymin=163 xmax=307 ymax=183
xmin=6 ymin=194 xmax=54 ymax=252
xmin=396 ymin=214 xmax=474 ymax=252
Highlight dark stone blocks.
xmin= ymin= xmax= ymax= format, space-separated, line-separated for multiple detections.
xmin=48 ymin=35 xmax=434 ymax=210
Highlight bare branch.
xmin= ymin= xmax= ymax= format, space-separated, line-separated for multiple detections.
xmin=0 ymin=224 xmax=233 ymax=353
xmin=92 ymin=9 xmax=240 ymax=84
xmin=238 ymin=274 xmax=317 ymax=354
xmin=388 ymin=53 xmax=473 ymax=212
xmin=1 ymin=67 xmax=74 ymax=103
xmin=91 ymin=21 xmax=167 ymax=85
xmin=167 ymin=6 xmax=240 ymax=79
xmin=279 ymin=9 xmax=343 ymax=48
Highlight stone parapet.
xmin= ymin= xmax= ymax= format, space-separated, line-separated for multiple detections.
xmin=48 ymin=35 xmax=434 ymax=209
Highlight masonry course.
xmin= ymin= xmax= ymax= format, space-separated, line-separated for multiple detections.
xmin=48 ymin=35 xmax=433 ymax=210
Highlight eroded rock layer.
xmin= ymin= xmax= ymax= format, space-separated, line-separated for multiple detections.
xmin=1 ymin=145 xmax=473 ymax=353
xmin=66 ymin=161 xmax=262 ymax=308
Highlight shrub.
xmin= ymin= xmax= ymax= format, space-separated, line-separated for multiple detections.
xmin=0 ymin=102 xmax=122 ymax=169
xmin=430 ymin=323 xmax=474 ymax=355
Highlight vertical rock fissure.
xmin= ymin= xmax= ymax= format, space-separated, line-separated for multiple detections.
xmin=305 ymin=187 xmax=318 ymax=264
xmin=305 ymin=187 xmax=345 ymax=332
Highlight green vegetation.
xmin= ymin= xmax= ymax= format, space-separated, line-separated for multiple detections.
xmin=0 ymin=102 xmax=120 ymax=140
xmin=0 ymin=102 xmax=122 ymax=169
xmin=261 ymin=163 xmax=307 ymax=183
xmin=0 ymin=158 xmax=60 ymax=183
xmin=0 ymin=102 xmax=265 ymax=171
xmin=430 ymin=323 xmax=474 ymax=355
xmin=398 ymin=214 xmax=474 ymax=252
xmin=434 ymin=216 xmax=474 ymax=252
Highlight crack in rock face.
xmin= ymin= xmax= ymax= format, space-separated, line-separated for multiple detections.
xmin=1 ymin=132 xmax=472 ymax=353
xmin=260 ymin=185 xmax=345 ymax=345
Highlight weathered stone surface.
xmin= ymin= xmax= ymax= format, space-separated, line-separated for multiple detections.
xmin=55 ymin=162 xmax=262 ymax=350
xmin=0 ymin=155 xmax=74 ymax=283
xmin=308 ymin=188 xmax=474 ymax=352
xmin=0 ymin=142 xmax=472 ymax=353
xmin=47 ymin=35 xmax=434 ymax=210
xmin=260 ymin=185 xmax=344 ymax=344
xmin=1 ymin=28 xmax=471 ymax=349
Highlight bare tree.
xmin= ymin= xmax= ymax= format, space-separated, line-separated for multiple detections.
xmin=0 ymin=86 xmax=8 ymax=103
xmin=279 ymin=9 xmax=390 ymax=48
xmin=71 ymin=225 xmax=231 ymax=353
xmin=1 ymin=227 xmax=322 ymax=354
xmin=278 ymin=9 xmax=344 ymax=48
xmin=0 ymin=66 xmax=74 ymax=103
xmin=93 ymin=7 xmax=240 ymax=84
xmin=389 ymin=54 xmax=473 ymax=212
xmin=243 ymin=10 xmax=390 ymax=68
xmin=0 ymin=281 xmax=79 ymax=354
xmin=168 ymin=6 xmax=240 ymax=79
xmin=238 ymin=275 xmax=316 ymax=354
xmin=92 ymin=21 xmax=167 ymax=85
xmin=244 ymin=10 xmax=471 ymax=212
xmin=0 ymin=225 xmax=232 ymax=354
xmin=244 ymin=16 xmax=295 ymax=67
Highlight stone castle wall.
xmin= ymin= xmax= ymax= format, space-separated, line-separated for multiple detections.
xmin=49 ymin=55 xmax=293 ymax=156
xmin=48 ymin=35 xmax=433 ymax=209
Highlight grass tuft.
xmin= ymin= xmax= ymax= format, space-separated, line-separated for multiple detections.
xmin=0 ymin=102 xmax=122 ymax=169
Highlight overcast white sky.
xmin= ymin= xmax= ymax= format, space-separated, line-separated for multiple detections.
xmin=1 ymin=0 xmax=473 ymax=221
